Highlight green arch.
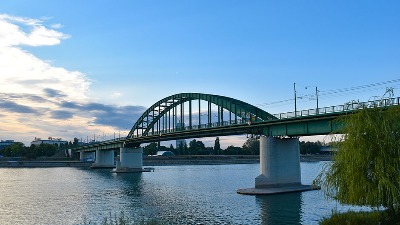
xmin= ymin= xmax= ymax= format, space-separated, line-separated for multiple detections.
xmin=127 ymin=93 xmax=276 ymax=138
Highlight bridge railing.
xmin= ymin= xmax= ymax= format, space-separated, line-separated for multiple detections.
xmin=120 ymin=97 xmax=400 ymax=140
xmin=141 ymin=120 xmax=248 ymax=137
xmin=273 ymin=97 xmax=400 ymax=119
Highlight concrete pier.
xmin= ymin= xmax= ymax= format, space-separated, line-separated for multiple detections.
xmin=112 ymin=147 xmax=153 ymax=173
xmin=237 ymin=136 xmax=318 ymax=195
xmin=91 ymin=149 xmax=115 ymax=168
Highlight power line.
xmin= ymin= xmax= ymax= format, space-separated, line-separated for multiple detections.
xmin=257 ymin=78 xmax=400 ymax=107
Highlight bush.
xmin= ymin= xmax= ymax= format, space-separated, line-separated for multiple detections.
xmin=320 ymin=210 xmax=400 ymax=225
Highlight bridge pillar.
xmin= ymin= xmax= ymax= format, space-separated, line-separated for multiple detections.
xmin=113 ymin=147 xmax=151 ymax=172
xmin=79 ymin=151 xmax=95 ymax=162
xmin=237 ymin=136 xmax=318 ymax=195
xmin=91 ymin=149 xmax=115 ymax=168
xmin=256 ymin=136 xmax=301 ymax=187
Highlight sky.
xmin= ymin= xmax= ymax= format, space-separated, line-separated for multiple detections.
xmin=0 ymin=1 xmax=399 ymax=147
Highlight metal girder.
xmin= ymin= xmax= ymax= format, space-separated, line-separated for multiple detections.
xmin=76 ymin=113 xmax=344 ymax=152
xmin=127 ymin=93 xmax=277 ymax=138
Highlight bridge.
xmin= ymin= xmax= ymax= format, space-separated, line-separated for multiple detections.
xmin=74 ymin=93 xmax=400 ymax=194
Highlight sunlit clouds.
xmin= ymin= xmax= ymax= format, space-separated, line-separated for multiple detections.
xmin=0 ymin=14 xmax=145 ymax=144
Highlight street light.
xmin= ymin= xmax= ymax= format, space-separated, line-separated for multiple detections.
xmin=305 ymin=86 xmax=319 ymax=113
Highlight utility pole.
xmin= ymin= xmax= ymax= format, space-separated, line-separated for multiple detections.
xmin=316 ymin=86 xmax=319 ymax=112
xmin=294 ymin=82 xmax=297 ymax=116
xmin=306 ymin=86 xmax=319 ymax=114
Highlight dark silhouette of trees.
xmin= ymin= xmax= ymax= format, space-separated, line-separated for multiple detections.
xmin=214 ymin=137 xmax=221 ymax=155
xmin=242 ymin=138 xmax=259 ymax=155
xmin=144 ymin=142 xmax=158 ymax=155
xmin=300 ymin=141 xmax=322 ymax=154
xmin=188 ymin=139 xmax=208 ymax=155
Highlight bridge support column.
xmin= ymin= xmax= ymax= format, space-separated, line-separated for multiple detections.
xmin=256 ymin=136 xmax=301 ymax=187
xmin=91 ymin=149 xmax=115 ymax=168
xmin=237 ymin=136 xmax=318 ymax=195
xmin=113 ymin=147 xmax=152 ymax=173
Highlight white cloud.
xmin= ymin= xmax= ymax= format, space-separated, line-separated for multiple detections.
xmin=111 ymin=92 xmax=122 ymax=98
xmin=51 ymin=23 xmax=63 ymax=29
xmin=0 ymin=14 xmax=70 ymax=47
xmin=0 ymin=14 xmax=99 ymax=144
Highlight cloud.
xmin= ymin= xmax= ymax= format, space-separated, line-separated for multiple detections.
xmin=43 ymin=88 xmax=67 ymax=98
xmin=51 ymin=23 xmax=63 ymax=29
xmin=0 ymin=100 xmax=37 ymax=114
xmin=0 ymin=14 xmax=147 ymax=144
xmin=51 ymin=110 xmax=74 ymax=119
xmin=0 ymin=14 xmax=70 ymax=47
xmin=60 ymin=101 xmax=146 ymax=129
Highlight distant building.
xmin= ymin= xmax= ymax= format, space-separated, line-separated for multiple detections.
xmin=31 ymin=137 xmax=67 ymax=148
xmin=156 ymin=151 xmax=175 ymax=156
xmin=0 ymin=140 xmax=15 ymax=150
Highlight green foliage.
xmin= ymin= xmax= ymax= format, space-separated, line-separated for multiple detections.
xmin=3 ymin=142 xmax=25 ymax=157
xmin=315 ymin=106 xmax=400 ymax=215
xmin=242 ymin=138 xmax=259 ymax=155
xmin=214 ymin=137 xmax=221 ymax=155
xmin=319 ymin=210 xmax=400 ymax=225
xmin=144 ymin=143 xmax=158 ymax=155
xmin=224 ymin=145 xmax=242 ymax=155
xmin=188 ymin=139 xmax=207 ymax=155
xmin=319 ymin=210 xmax=381 ymax=225
xmin=300 ymin=141 xmax=322 ymax=154
xmin=35 ymin=143 xmax=57 ymax=157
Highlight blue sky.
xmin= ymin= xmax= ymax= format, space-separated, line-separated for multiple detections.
xmin=0 ymin=1 xmax=399 ymax=147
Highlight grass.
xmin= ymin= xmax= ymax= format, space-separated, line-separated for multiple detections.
xmin=320 ymin=210 xmax=400 ymax=225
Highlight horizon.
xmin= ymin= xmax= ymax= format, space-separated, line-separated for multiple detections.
xmin=1 ymin=1 xmax=399 ymax=148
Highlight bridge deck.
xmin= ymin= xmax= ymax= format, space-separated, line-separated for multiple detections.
xmin=74 ymin=97 xmax=400 ymax=152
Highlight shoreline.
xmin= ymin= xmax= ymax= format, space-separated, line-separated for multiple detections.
xmin=0 ymin=154 xmax=332 ymax=168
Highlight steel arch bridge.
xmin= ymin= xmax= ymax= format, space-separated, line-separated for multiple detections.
xmin=127 ymin=93 xmax=277 ymax=138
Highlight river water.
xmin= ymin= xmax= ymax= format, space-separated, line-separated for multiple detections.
xmin=0 ymin=162 xmax=367 ymax=225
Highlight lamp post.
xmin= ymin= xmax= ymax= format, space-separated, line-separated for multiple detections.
xmin=305 ymin=86 xmax=319 ymax=114
xmin=294 ymin=83 xmax=297 ymax=116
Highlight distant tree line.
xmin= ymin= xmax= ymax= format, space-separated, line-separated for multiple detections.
xmin=144 ymin=137 xmax=261 ymax=156
xmin=300 ymin=141 xmax=324 ymax=154
xmin=0 ymin=143 xmax=56 ymax=159
xmin=143 ymin=138 xmax=326 ymax=156
xmin=0 ymin=138 xmax=82 ymax=159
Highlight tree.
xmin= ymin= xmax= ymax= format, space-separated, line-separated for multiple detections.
xmin=224 ymin=145 xmax=242 ymax=155
xmin=315 ymin=106 xmax=400 ymax=219
xmin=214 ymin=137 xmax=221 ymax=155
xmin=4 ymin=142 xmax=25 ymax=157
xmin=300 ymin=141 xmax=322 ymax=155
xmin=73 ymin=138 xmax=79 ymax=147
xmin=144 ymin=143 xmax=158 ymax=155
xmin=35 ymin=144 xmax=56 ymax=157
xmin=188 ymin=139 xmax=207 ymax=155
xmin=242 ymin=138 xmax=259 ymax=155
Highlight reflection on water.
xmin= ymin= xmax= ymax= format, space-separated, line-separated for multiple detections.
xmin=0 ymin=163 xmax=367 ymax=224
xmin=257 ymin=193 xmax=302 ymax=225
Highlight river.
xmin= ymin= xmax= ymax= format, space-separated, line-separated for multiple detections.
xmin=0 ymin=162 xmax=367 ymax=224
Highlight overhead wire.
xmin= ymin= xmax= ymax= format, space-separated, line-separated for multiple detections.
xmin=256 ymin=78 xmax=400 ymax=108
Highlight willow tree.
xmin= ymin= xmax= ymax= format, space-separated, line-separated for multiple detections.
xmin=315 ymin=105 xmax=400 ymax=216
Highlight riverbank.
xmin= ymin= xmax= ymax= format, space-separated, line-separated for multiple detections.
xmin=0 ymin=160 xmax=93 ymax=168
xmin=143 ymin=155 xmax=259 ymax=166
xmin=0 ymin=154 xmax=332 ymax=168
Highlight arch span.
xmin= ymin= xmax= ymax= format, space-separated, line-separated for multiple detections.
xmin=127 ymin=93 xmax=276 ymax=138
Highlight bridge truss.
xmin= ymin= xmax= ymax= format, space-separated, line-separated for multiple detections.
xmin=127 ymin=93 xmax=276 ymax=138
